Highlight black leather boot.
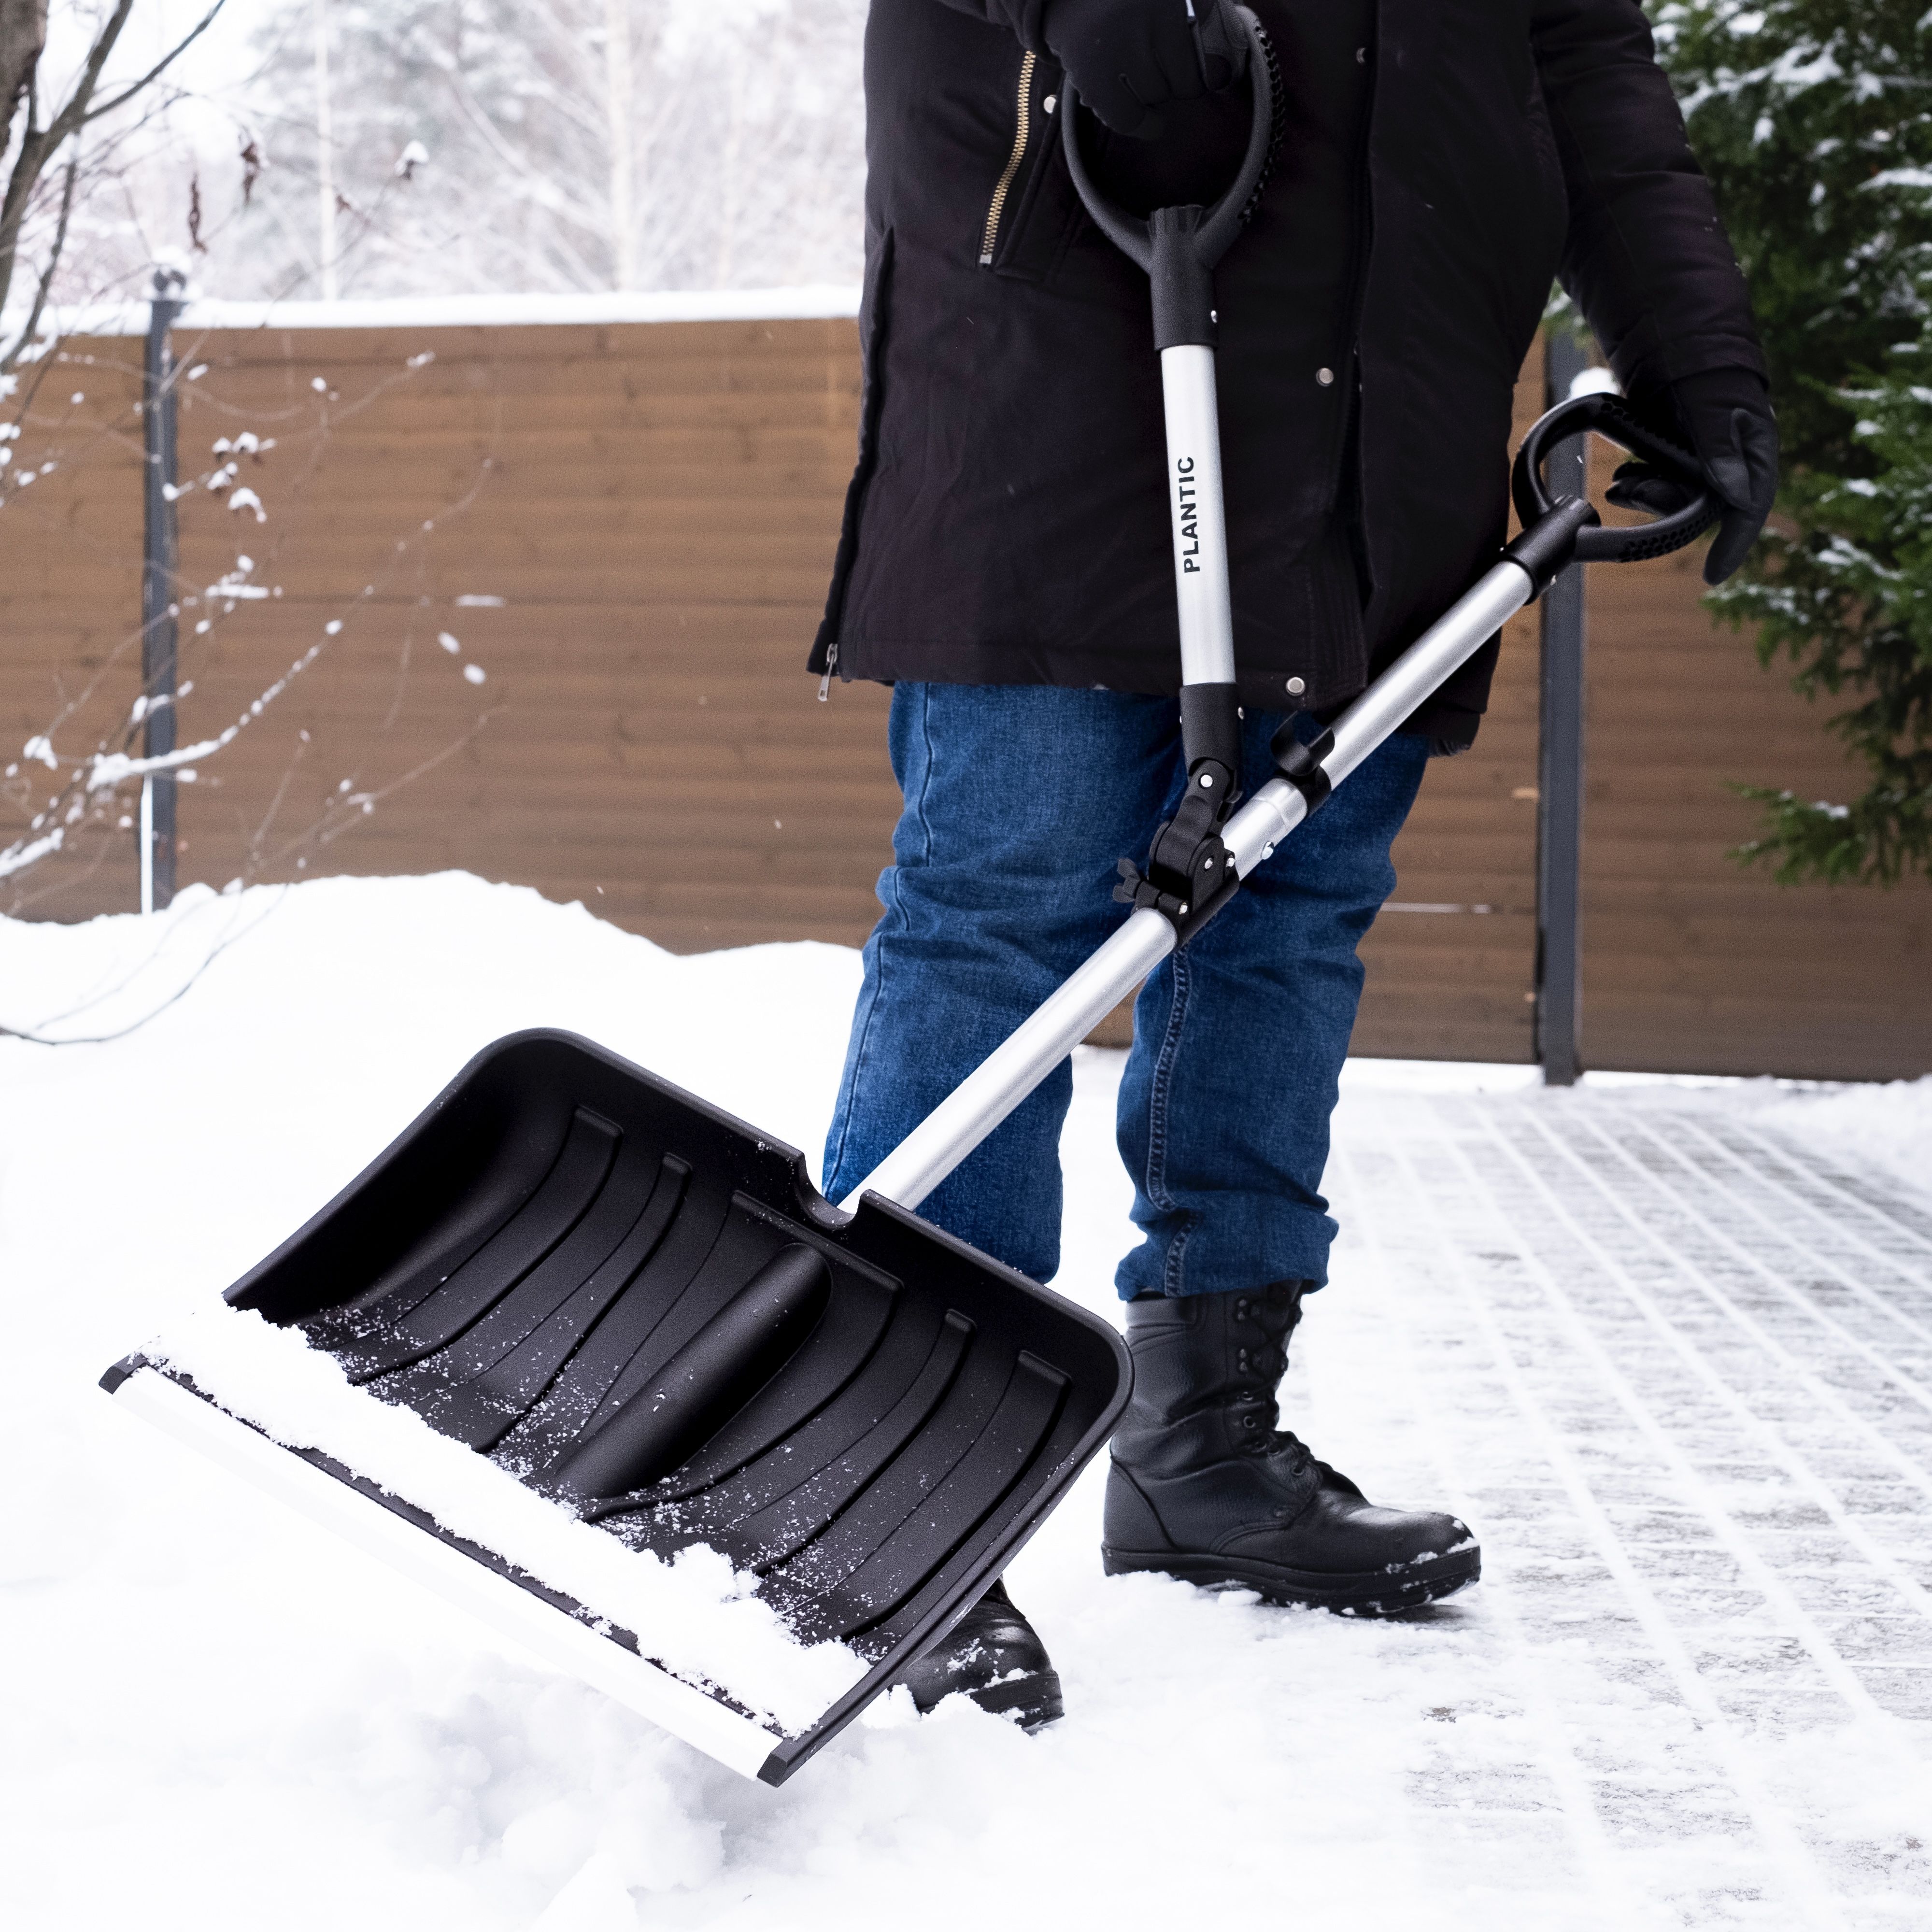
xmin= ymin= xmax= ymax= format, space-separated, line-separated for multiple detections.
xmin=892 ymin=1578 xmax=1064 ymax=1729
xmin=1103 ymin=1284 xmax=1480 ymax=1616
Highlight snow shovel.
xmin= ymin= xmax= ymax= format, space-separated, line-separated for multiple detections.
xmin=100 ymin=7 xmax=1713 ymax=1788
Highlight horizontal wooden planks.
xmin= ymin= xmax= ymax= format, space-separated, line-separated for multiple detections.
xmin=4 ymin=323 xmax=1924 ymax=1080
xmin=1577 ymin=435 xmax=1930 ymax=1078
xmin=1350 ymin=361 xmax=1544 ymax=1065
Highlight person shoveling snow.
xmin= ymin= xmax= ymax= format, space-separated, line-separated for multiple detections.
xmin=811 ymin=0 xmax=1772 ymax=1719
xmin=100 ymin=0 xmax=1768 ymax=1783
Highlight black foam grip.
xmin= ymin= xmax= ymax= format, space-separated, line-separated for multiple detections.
xmin=1061 ymin=7 xmax=1280 ymax=281
xmin=1512 ymin=392 xmax=1717 ymax=566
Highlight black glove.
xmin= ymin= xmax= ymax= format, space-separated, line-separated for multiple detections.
xmin=1605 ymin=367 xmax=1779 ymax=586
xmin=1043 ymin=0 xmax=1249 ymax=141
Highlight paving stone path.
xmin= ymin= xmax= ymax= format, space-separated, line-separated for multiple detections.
xmin=1321 ymin=1085 xmax=1932 ymax=1929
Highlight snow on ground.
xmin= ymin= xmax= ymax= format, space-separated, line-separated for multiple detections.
xmin=21 ymin=285 xmax=863 ymax=340
xmin=3 ymin=873 xmax=1931 ymax=1931
xmin=1752 ymin=1079 xmax=1932 ymax=1209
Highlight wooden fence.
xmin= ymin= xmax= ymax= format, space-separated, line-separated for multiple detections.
xmin=2 ymin=306 xmax=1925 ymax=1079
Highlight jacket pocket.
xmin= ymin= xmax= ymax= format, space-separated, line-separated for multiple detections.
xmin=980 ymin=49 xmax=1038 ymax=265
xmin=980 ymin=53 xmax=1078 ymax=281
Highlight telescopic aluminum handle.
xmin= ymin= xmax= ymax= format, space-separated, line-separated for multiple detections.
xmin=841 ymin=53 xmax=1719 ymax=1222
xmin=841 ymin=459 xmax=1716 ymax=1220
xmin=841 ymin=552 xmax=1532 ymax=1219
xmin=1058 ymin=3 xmax=1280 ymax=763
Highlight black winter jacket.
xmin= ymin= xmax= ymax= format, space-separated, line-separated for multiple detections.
xmin=810 ymin=0 xmax=1762 ymax=747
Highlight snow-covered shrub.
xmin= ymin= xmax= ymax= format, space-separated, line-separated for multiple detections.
xmin=1652 ymin=0 xmax=1932 ymax=882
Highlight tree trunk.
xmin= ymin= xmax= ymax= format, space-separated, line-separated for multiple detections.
xmin=0 ymin=0 xmax=48 ymax=150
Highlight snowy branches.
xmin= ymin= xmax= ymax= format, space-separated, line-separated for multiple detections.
xmin=1 ymin=2 xmax=865 ymax=352
xmin=0 ymin=341 xmax=499 ymax=916
xmin=1656 ymin=0 xmax=1932 ymax=469
xmin=0 ymin=0 xmax=226 ymax=374
xmin=1718 ymin=365 xmax=1932 ymax=883
xmin=77 ymin=0 xmax=867 ymax=305
xmin=1653 ymin=0 xmax=1932 ymax=883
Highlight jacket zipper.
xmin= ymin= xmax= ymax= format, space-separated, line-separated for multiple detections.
xmin=817 ymin=637 xmax=838 ymax=701
xmin=1330 ymin=43 xmax=1379 ymax=518
xmin=980 ymin=51 xmax=1037 ymax=267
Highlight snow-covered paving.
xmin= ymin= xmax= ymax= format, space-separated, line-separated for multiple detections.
xmin=3 ymin=873 xmax=1930 ymax=1930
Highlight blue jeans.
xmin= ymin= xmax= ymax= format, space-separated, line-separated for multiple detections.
xmin=822 ymin=684 xmax=1430 ymax=1298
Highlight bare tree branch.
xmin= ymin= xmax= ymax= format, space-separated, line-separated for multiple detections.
xmin=81 ymin=0 xmax=222 ymax=123
xmin=24 ymin=0 xmax=132 ymax=151
xmin=0 ymin=884 xmax=288 ymax=1044
xmin=0 ymin=0 xmax=48 ymax=148
xmin=1 ymin=0 xmax=225 ymax=369
xmin=1 ymin=360 xmax=498 ymax=912
xmin=0 ymin=0 xmax=134 ymax=350
xmin=0 ymin=140 xmax=71 ymax=367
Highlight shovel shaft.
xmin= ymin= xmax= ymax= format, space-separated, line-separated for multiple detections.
xmin=1162 ymin=345 xmax=1236 ymax=690
xmin=1216 ymin=558 xmax=1536 ymax=882
xmin=840 ymin=905 xmax=1179 ymax=1216
xmin=842 ymin=554 xmax=1536 ymax=1218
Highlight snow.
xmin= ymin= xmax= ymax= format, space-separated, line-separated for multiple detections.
xmin=5 ymin=286 xmax=862 ymax=342
xmin=1754 ymin=1078 xmax=1932 ymax=1203
xmin=4 ymin=872 xmax=1931 ymax=1929
xmin=145 ymin=1305 xmax=867 ymax=1738
xmin=1568 ymin=365 xmax=1622 ymax=399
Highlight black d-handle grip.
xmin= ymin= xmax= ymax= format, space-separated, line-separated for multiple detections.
xmin=1062 ymin=4 xmax=1280 ymax=282
xmin=1513 ymin=390 xmax=1719 ymax=565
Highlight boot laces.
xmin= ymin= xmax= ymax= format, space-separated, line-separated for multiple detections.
xmin=1246 ymin=1422 xmax=1313 ymax=1476
xmin=1230 ymin=1384 xmax=1310 ymax=1474
xmin=1229 ymin=1289 xmax=1306 ymax=1464
xmin=1233 ymin=1338 xmax=1289 ymax=1382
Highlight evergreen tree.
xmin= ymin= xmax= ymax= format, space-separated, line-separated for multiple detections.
xmin=1650 ymin=0 xmax=1932 ymax=882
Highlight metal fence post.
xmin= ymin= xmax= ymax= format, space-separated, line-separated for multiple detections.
xmin=1535 ymin=331 xmax=1591 ymax=1086
xmin=141 ymin=266 xmax=186 ymax=914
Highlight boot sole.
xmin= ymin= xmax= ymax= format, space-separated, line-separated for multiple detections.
xmin=1100 ymin=1545 xmax=1480 ymax=1618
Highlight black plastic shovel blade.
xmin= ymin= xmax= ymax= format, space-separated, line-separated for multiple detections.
xmin=101 ymin=1029 xmax=1131 ymax=1783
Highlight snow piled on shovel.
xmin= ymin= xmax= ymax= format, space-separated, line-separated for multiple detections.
xmin=149 ymin=1303 xmax=867 ymax=1737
